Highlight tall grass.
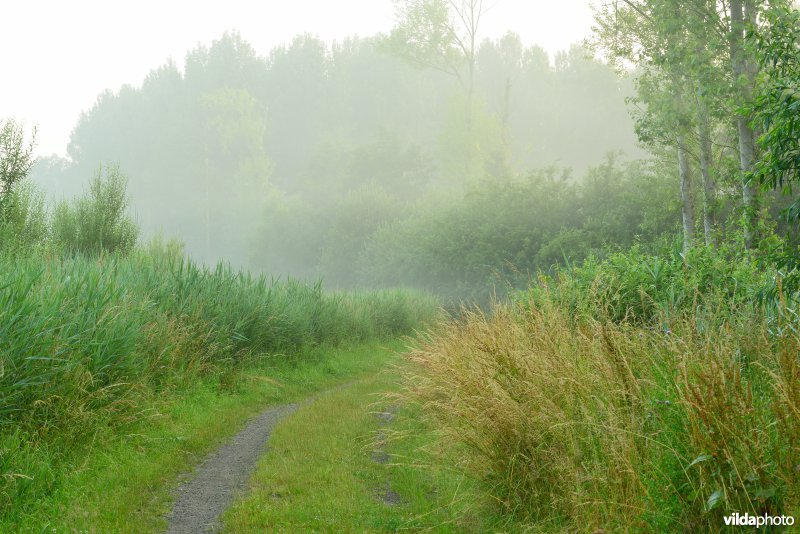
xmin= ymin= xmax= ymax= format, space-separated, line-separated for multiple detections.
xmin=0 ymin=248 xmax=437 ymax=515
xmin=401 ymin=249 xmax=799 ymax=531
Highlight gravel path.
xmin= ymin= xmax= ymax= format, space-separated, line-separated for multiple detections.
xmin=164 ymin=403 xmax=298 ymax=534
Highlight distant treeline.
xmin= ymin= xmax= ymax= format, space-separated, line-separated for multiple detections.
xmin=32 ymin=32 xmax=642 ymax=291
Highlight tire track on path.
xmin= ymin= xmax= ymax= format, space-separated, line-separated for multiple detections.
xmin=164 ymin=403 xmax=297 ymax=534
xmin=164 ymin=380 xmax=358 ymax=533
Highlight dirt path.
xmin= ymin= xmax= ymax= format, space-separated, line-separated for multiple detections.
xmin=164 ymin=403 xmax=298 ymax=533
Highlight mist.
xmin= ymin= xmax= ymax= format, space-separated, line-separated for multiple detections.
xmin=29 ymin=23 xmax=648 ymax=298
xmin=5 ymin=1 xmax=800 ymax=529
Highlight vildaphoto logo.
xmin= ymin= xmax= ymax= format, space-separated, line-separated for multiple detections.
xmin=723 ymin=512 xmax=795 ymax=528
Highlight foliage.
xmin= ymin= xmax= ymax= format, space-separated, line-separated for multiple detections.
xmin=523 ymin=242 xmax=771 ymax=324
xmin=0 ymin=119 xmax=39 ymax=251
xmin=0 ymin=119 xmax=36 ymax=216
xmin=51 ymin=165 xmax=138 ymax=255
xmin=317 ymin=185 xmax=405 ymax=288
xmin=363 ymin=158 xmax=679 ymax=302
xmin=0 ymin=182 xmax=49 ymax=251
xmin=32 ymin=33 xmax=639 ymax=270
xmin=387 ymin=0 xmax=467 ymax=79
xmin=752 ymin=5 xmax=800 ymax=222
xmin=590 ymin=0 xmax=784 ymax=250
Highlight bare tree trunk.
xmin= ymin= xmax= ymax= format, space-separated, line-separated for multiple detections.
xmin=205 ymin=148 xmax=211 ymax=261
xmin=730 ymin=0 xmax=758 ymax=249
xmin=501 ymin=76 xmax=511 ymax=150
xmin=678 ymin=137 xmax=695 ymax=254
xmin=464 ymin=55 xmax=475 ymax=177
xmin=696 ymin=81 xmax=717 ymax=246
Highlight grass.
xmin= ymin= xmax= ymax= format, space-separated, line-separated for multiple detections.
xmin=398 ymin=249 xmax=800 ymax=531
xmin=0 ymin=247 xmax=438 ymax=526
xmin=5 ymin=342 xmax=407 ymax=532
xmin=223 ymin=348 xmax=494 ymax=533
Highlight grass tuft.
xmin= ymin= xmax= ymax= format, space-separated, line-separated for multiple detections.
xmin=401 ymin=249 xmax=800 ymax=530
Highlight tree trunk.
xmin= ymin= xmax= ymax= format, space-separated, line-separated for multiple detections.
xmin=501 ymin=76 xmax=511 ymax=150
xmin=730 ymin=0 xmax=758 ymax=249
xmin=696 ymin=81 xmax=717 ymax=246
xmin=678 ymin=137 xmax=695 ymax=254
xmin=465 ymin=33 xmax=476 ymax=178
xmin=205 ymin=148 xmax=211 ymax=261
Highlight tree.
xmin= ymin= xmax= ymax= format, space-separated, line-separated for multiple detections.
xmin=591 ymin=0 xmax=779 ymax=251
xmin=389 ymin=0 xmax=497 ymax=179
xmin=0 ymin=119 xmax=36 ymax=217
xmin=198 ymin=87 xmax=271 ymax=263
xmin=751 ymin=4 xmax=800 ymax=222
xmin=389 ymin=0 xmax=490 ymax=96
xmin=729 ymin=0 xmax=760 ymax=248
xmin=592 ymin=0 xmax=702 ymax=252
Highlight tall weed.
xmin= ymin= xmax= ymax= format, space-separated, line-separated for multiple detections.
xmin=402 ymin=250 xmax=799 ymax=530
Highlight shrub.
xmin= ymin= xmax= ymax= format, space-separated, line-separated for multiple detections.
xmin=521 ymin=243 xmax=771 ymax=324
xmin=0 ymin=182 xmax=49 ymax=251
xmin=0 ymin=119 xmax=36 ymax=215
xmin=363 ymin=158 xmax=679 ymax=303
xmin=52 ymin=165 xmax=138 ymax=255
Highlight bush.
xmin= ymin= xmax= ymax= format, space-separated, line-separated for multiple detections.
xmin=0 ymin=182 xmax=49 ymax=251
xmin=521 ymin=242 xmax=772 ymax=324
xmin=0 ymin=119 xmax=35 ymax=215
xmin=0 ymin=119 xmax=42 ymax=251
xmin=363 ymin=158 xmax=679 ymax=303
xmin=52 ymin=165 xmax=138 ymax=255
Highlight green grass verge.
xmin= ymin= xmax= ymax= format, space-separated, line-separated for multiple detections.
xmin=223 ymin=351 xmax=494 ymax=533
xmin=5 ymin=341 xmax=402 ymax=532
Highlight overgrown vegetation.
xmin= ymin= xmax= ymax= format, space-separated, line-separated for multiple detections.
xmin=364 ymin=158 xmax=680 ymax=302
xmin=4 ymin=1 xmax=800 ymax=531
xmin=401 ymin=248 xmax=799 ymax=530
xmin=0 ymin=247 xmax=436 ymax=518
xmin=51 ymin=165 xmax=139 ymax=255
xmin=0 ymin=123 xmax=438 ymax=523
xmin=390 ymin=3 xmax=800 ymax=531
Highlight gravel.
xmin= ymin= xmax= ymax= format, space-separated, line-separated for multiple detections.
xmin=164 ymin=404 xmax=297 ymax=533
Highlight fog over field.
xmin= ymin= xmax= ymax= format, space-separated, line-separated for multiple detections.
xmin=5 ymin=1 xmax=652 ymax=296
xmin=3 ymin=1 xmax=800 ymax=531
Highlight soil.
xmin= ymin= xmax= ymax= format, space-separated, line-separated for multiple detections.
xmin=164 ymin=404 xmax=297 ymax=533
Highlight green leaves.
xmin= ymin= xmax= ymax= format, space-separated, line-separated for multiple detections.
xmin=388 ymin=0 xmax=469 ymax=79
xmin=51 ymin=165 xmax=138 ymax=256
xmin=751 ymin=6 xmax=800 ymax=200
xmin=0 ymin=119 xmax=36 ymax=224
xmin=706 ymin=489 xmax=724 ymax=512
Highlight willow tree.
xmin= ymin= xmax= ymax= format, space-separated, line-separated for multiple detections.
xmin=389 ymin=0 xmax=490 ymax=99
xmin=0 ymin=119 xmax=36 ymax=216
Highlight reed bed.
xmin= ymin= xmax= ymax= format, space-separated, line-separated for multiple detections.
xmin=0 ymin=249 xmax=437 ymax=513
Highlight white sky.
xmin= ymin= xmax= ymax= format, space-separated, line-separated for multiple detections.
xmin=0 ymin=1 xmax=596 ymax=157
